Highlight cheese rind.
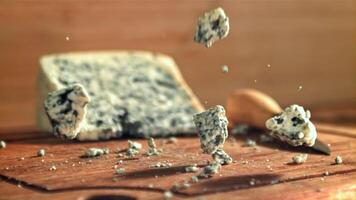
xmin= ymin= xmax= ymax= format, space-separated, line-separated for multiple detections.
xmin=37 ymin=51 xmax=204 ymax=140
xmin=193 ymin=105 xmax=229 ymax=154
xmin=44 ymin=84 xmax=90 ymax=139
xmin=265 ymin=104 xmax=317 ymax=147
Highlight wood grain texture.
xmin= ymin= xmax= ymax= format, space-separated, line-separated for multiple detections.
xmin=199 ymin=173 xmax=356 ymax=200
xmin=1 ymin=173 xmax=355 ymax=200
xmin=0 ymin=178 xmax=163 ymax=200
xmin=0 ymin=127 xmax=355 ymax=199
xmin=0 ymin=0 xmax=355 ymax=128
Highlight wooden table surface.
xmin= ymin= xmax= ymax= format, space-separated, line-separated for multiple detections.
xmin=0 ymin=107 xmax=355 ymax=200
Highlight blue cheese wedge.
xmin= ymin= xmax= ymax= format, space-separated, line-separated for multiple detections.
xmin=194 ymin=7 xmax=230 ymax=48
xmin=44 ymin=84 xmax=90 ymax=139
xmin=37 ymin=51 xmax=204 ymax=140
xmin=193 ymin=105 xmax=229 ymax=154
xmin=265 ymin=104 xmax=317 ymax=147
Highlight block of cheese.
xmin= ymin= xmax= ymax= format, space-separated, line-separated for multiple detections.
xmin=37 ymin=51 xmax=204 ymax=140
xmin=265 ymin=104 xmax=317 ymax=147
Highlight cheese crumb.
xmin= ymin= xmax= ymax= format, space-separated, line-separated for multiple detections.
xmin=0 ymin=141 xmax=6 ymax=148
xmin=335 ymin=155 xmax=343 ymax=164
xmin=199 ymin=162 xmax=221 ymax=178
xmin=116 ymin=168 xmax=125 ymax=174
xmin=128 ymin=140 xmax=142 ymax=150
xmin=49 ymin=165 xmax=57 ymax=171
xmin=191 ymin=176 xmax=199 ymax=183
xmin=242 ymin=139 xmax=257 ymax=147
xmin=151 ymin=161 xmax=173 ymax=168
xmin=126 ymin=140 xmax=142 ymax=157
xmin=37 ymin=149 xmax=46 ymax=157
xmin=164 ymin=191 xmax=173 ymax=199
xmin=249 ymin=179 xmax=256 ymax=186
xmin=212 ymin=148 xmax=232 ymax=165
xmin=292 ymin=154 xmax=308 ymax=164
xmin=185 ymin=164 xmax=199 ymax=173
xmin=146 ymin=137 xmax=160 ymax=156
xmin=298 ymin=85 xmax=303 ymax=91
xmin=221 ymin=65 xmax=229 ymax=73
xmin=84 ymin=148 xmax=109 ymax=157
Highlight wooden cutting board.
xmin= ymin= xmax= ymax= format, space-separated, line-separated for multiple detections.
xmin=0 ymin=124 xmax=355 ymax=200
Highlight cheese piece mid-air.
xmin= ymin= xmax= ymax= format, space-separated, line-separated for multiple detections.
xmin=44 ymin=84 xmax=90 ymax=139
xmin=194 ymin=7 xmax=230 ymax=48
xmin=193 ymin=105 xmax=229 ymax=154
xmin=37 ymin=51 xmax=204 ymax=140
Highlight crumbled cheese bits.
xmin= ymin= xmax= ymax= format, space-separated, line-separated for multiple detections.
xmin=212 ymin=148 xmax=232 ymax=165
xmin=193 ymin=105 xmax=229 ymax=154
xmin=194 ymin=7 xmax=230 ymax=48
xmin=44 ymin=84 xmax=90 ymax=139
xmin=265 ymin=104 xmax=317 ymax=147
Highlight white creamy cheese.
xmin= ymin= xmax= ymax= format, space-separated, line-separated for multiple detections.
xmin=37 ymin=51 xmax=204 ymax=140
xmin=265 ymin=104 xmax=317 ymax=147
xmin=194 ymin=7 xmax=230 ymax=48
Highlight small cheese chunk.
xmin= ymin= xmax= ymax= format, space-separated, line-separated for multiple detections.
xmin=126 ymin=140 xmax=142 ymax=157
xmin=185 ymin=164 xmax=199 ymax=173
xmin=84 ymin=147 xmax=109 ymax=157
xmin=37 ymin=149 xmax=46 ymax=157
xmin=0 ymin=141 xmax=6 ymax=149
xmin=265 ymin=104 xmax=317 ymax=147
xmin=146 ymin=137 xmax=160 ymax=156
xmin=212 ymin=148 xmax=232 ymax=165
xmin=292 ymin=154 xmax=308 ymax=164
xmin=44 ymin=84 xmax=90 ymax=139
xmin=194 ymin=7 xmax=230 ymax=48
xmin=199 ymin=161 xmax=221 ymax=178
xmin=193 ymin=105 xmax=229 ymax=154
xmin=335 ymin=155 xmax=343 ymax=164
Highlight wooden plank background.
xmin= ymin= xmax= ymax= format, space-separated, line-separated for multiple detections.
xmin=0 ymin=0 xmax=355 ymax=128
